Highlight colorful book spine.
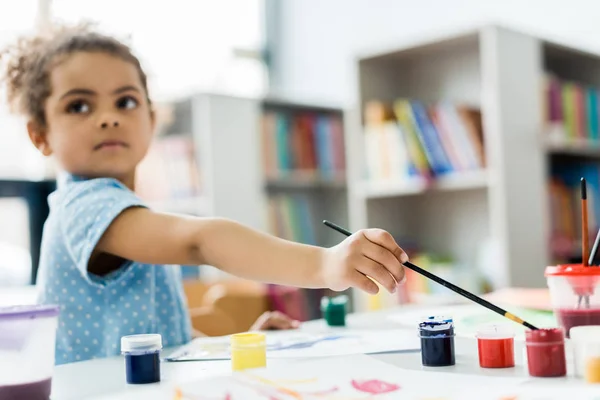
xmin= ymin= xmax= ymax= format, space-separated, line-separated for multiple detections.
xmin=545 ymin=74 xmax=600 ymax=142
xmin=364 ymin=100 xmax=485 ymax=182
xmin=267 ymin=193 xmax=317 ymax=246
xmin=261 ymin=108 xmax=346 ymax=180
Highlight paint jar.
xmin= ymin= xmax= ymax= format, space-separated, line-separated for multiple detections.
xmin=524 ymin=327 xmax=566 ymax=377
xmin=476 ymin=324 xmax=515 ymax=368
xmin=231 ymin=332 xmax=266 ymax=371
xmin=418 ymin=316 xmax=455 ymax=367
xmin=321 ymin=295 xmax=347 ymax=327
xmin=569 ymin=325 xmax=600 ymax=382
xmin=121 ymin=334 xmax=162 ymax=384
xmin=0 ymin=304 xmax=59 ymax=400
xmin=545 ymin=264 xmax=600 ymax=337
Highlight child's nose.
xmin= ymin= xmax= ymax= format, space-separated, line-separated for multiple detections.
xmin=100 ymin=121 xmax=120 ymax=129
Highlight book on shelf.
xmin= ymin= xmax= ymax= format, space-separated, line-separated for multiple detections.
xmin=266 ymin=192 xmax=326 ymax=320
xmin=549 ymin=162 xmax=600 ymax=263
xmin=363 ymin=99 xmax=485 ymax=184
xmin=261 ymin=108 xmax=346 ymax=182
xmin=135 ymin=135 xmax=202 ymax=206
xmin=544 ymin=73 xmax=600 ymax=143
xmin=267 ymin=193 xmax=317 ymax=246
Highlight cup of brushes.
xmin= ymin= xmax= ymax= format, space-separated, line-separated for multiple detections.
xmin=546 ymin=178 xmax=600 ymax=338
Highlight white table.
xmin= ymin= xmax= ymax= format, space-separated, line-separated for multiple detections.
xmin=50 ymin=305 xmax=600 ymax=399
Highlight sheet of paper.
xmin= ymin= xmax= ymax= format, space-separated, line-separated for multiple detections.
xmin=165 ymin=328 xmax=421 ymax=362
xmin=173 ymin=354 xmax=533 ymax=400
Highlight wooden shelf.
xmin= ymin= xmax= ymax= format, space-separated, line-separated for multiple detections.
xmin=545 ymin=135 xmax=600 ymax=158
xmin=265 ymin=173 xmax=347 ymax=190
xmin=356 ymin=170 xmax=488 ymax=199
xmin=148 ymin=196 xmax=209 ymax=215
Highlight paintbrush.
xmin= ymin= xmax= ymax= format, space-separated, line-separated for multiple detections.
xmin=579 ymin=178 xmax=591 ymax=308
xmin=323 ymin=220 xmax=539 ymax=330
xmin=589 ymin=227 xmax=600 ymax=266
xmin=582 ymin=178 xmax=590 ymax=267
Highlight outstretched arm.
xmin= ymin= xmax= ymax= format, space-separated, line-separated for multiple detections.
xmin=96 ymin=208 xmax=407 ymax=294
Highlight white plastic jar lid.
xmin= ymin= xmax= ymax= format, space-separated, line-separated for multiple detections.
xmin=570 ymin=325 xmax=600 ymax=343
xmin=121 ymin=334 xmax=162 ymax=353
xmin=475 ymin=324 xmax=515 ymax=340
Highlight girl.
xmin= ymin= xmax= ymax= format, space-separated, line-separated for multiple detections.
xmin=0 ymin=23 xmax=407 ymax=365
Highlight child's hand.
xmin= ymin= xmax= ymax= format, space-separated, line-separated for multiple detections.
xmin=322 ymin=229 xmax=408 ymax=295
xmin=250 ymin=311 xmax=301 ymax=331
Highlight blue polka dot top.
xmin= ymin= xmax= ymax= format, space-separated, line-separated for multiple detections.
xmin=36 ymin=174 xmax=192 ymax=365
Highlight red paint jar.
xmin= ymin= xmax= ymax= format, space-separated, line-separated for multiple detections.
xmin=525 ymin=328 xmax=566 ymax=377
xmin=476 ymin=325 xmax=515 ymax=368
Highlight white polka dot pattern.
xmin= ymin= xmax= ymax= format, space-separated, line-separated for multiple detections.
xmin=36 ymin=176 xmax=192 ymax=365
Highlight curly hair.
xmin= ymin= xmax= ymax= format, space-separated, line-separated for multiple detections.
xmin=0 ymin=23 xmax=151 ymax=128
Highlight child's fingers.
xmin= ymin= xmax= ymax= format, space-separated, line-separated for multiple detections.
xmin=355 ymin=256 xmax=397 ymax=293
xmin=362 ymin=229 xmax=409 ymax=264
xmin=360 ymin=239 xmax=404 ymax=286
xmin=349 ymin=270 xmax=379 ymax=295
xmin=252 ymin=311 xmax=300 ymax=330
xmin=266 ymin=311 xmax=300 ymax=329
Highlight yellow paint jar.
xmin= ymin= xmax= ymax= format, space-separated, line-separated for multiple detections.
xmin=231 ymin=332 xmax=266 ymax=371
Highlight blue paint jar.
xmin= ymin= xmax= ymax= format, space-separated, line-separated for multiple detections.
xmin=418 ymin=316 xmax=455 ymax=367
xmin=121 ymin=334 xmax=162 ymax=384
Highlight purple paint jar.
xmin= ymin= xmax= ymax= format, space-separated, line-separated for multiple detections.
xmin=0 ymin=304 xmax=60 ymax=400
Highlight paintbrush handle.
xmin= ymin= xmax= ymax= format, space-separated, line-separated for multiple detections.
xmin=582 ymin=178 xmax=589 ymax=266
xmin=589 ymin=228 xmax=600 ymax=266
xmin=403 ymin=261 xmax=536 ymax=329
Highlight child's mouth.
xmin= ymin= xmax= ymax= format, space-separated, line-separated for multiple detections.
xmin=94 ymin=140 xmax=129 ymax=150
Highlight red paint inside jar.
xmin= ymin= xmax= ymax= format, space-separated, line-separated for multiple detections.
xmin=525 ymin=328 xmax=566 ymax=377
xmin=555 ymin=308 xmax=600 ymax=337
xmin=477 ymin=337 xmax=515 ymax=368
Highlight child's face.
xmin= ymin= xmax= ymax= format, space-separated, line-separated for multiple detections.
xmin=31 ymin=51 xmax=155 ymax=182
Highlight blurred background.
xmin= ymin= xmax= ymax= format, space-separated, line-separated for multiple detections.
xmin=2 ymin=0 xmax=600 ymax=325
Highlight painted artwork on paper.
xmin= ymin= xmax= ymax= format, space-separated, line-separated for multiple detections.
xmin=171 ymin=354 xmax=536 ymax=400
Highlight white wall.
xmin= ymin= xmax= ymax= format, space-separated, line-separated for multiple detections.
xmin=271 ymin=0 xmax=600 ymax=106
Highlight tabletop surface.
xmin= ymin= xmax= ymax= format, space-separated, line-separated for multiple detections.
xmin=48 ymin=304 xmax=598 ymax=399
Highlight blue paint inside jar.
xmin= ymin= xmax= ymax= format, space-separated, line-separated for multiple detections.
xmin=419 ymin=316 xmax=455 ymax=367
xmin=121 ymin=334 xmax=163 ymax=385
xmin=124 ymin=350 xmax=161 ymax=384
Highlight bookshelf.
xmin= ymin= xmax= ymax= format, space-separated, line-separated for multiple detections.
xmin=344 ymin=25 xmax=600 ymax=311
xmin=137 ymin=93 xmax=350 ymax=319
xmin=260 ymin=99 xmax=348 ymax=249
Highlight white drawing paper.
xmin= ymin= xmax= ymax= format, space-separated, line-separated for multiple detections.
xmin=166 ymin=328 xmax=421 ymax=362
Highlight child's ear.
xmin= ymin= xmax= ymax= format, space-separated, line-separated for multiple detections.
xmin=27 ymin=120 xmax=53 ymax=156
xmin=149 ymin=108 xmax=157 ymax=134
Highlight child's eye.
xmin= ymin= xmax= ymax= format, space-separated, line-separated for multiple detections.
xmin=116 ymin=96 xmax=139 ymax=110
xmin=66 ymin=100 xmax=90 ymax=114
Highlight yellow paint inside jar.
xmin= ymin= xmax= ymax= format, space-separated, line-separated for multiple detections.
xmin=231 ymin=332 xmax=266 ymax=371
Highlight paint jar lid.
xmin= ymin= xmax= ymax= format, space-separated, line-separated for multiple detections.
xmin=418 ymin=315 xmax=454 ymax=338
xmin=231 ymin=332 xmax=266 ymax=349
xmin=525 ymin=328 xmax=564 ymax=344
xmin=545 ymin=264 xmax=600 ymax=277
xmin=321 ymin=295 xmax=348 ymax=310
xmin=570 ymin=326 xmax=600 ymax=343
xmin=0 ymin=304 xmax=59 ymax=321
xmin=475 ymin=324 xmax=515 ymax=340
xmin=121 ymin=334 xmax=162 ymax=354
